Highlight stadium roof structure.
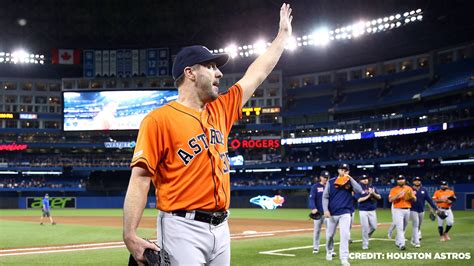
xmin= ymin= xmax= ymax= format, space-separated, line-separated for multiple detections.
xmin=0 ymin=0 xmax=473 ymax=74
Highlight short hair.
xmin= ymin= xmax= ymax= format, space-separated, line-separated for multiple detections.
xmin=174 ymin=65 xmax=199 ymax=88
xmin=175 ymin=74 xmax=185 ymax=88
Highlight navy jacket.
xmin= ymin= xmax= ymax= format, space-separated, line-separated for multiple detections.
xmin=410 ymin=186 xmax=437 ymax=213
xmin=355 ymin=183 xmax=379 ymax=211
xmin=323 ymin=176 xmax=362 ymax=216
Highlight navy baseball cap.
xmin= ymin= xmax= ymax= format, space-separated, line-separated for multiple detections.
xmin=338 ymin=163 xmax=350 ymax=170
xmin=397 ymin=175 xmax=406 ymax=180
xmin=359 ymin=174 xmax=369 ymax=180
xmin=440 ymin=180 xmax=448 ymax=185
xmin=413 ymin=176 xmax=421 ymax=181
xmin=320 ymin=170 xmax=330 ymax=178
xmin=172 ymin=45 xmax=229 ymax=80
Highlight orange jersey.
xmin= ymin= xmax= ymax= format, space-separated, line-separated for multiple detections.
xmin=432 ymin=189 xmax=455 ymax=209
xmin=389 ymin=185 xmax=415 ymax=208
xmin=130 ymin=84 xmax=243 ymax=212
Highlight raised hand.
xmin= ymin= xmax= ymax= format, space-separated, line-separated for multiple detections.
xmin=279 ymin=3 xmax=293 ymax=37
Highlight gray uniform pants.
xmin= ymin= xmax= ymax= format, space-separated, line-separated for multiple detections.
xmin=392 ymin=208 xmax=410 ymax=247
xmin=409 ymin=211 xmax=423 ymax=244
xmin=359 ymin=210 xmax=377 ymax=248
xmin=326 ymin=213 xmax=351 ymax=261
xmin=157 ymin=211 xmax=230 ymax=266
xmin=313 ymin=216 xmax=326 ymax=249
xmin=437 ymin=208 xmax=454 ymax=227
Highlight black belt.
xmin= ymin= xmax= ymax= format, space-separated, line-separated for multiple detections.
xmin=439 ymin=207 xmax=450 ymax=210
xmin=172 ymin=210 xmax=228 ymax=226
xmin=398 ymin=208 xmax=410 ymax=209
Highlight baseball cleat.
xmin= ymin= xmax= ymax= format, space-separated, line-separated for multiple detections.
xmin=415 ymin=244 xmax=421 ymax=248
xmin=443 ymin=233 xmax=450 ymax=240
xmin=387 ymin=232 xmax=392 ymax=239
xmin=40 ymin=223 xmax=43 ymax=225
xmin=326 ymin=255 xmax=333 ymax=261
xmin=399 ymin=245 xmax=406 ymax=251
xmin=362 ymin=246 xmax=369 ymax=250
xmin=332 ymin=252 xmax=337 ymax=257
xmin=440 ymin=236 xmax=446 ymax=242
xmin=313 ymin=249 xmax=319 ymax=254
xmin=341 ymin=259 xmax=350 ymax=266
xmin=368 ymin=229 xmax=375 ymax=238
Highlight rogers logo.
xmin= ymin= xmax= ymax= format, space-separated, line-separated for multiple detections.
xmin=230 ymin=139 xmax=280 ymax=149
xmin=0 ymin=143 xmax=28 ymax=151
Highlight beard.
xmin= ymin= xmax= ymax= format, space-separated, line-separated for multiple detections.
xmin=196 ymin=78 xmax=219 ymax=102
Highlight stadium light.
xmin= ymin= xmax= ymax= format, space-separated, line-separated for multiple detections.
xmin=209 ymin=8 xmax=423 ymax=58
xmin=440 ymin=159 xmax=474 ymax=165
xmin=244 ymin=168 xmax=282 ymax=173
xmin=22 ymin=171 xmax=63 ymax=175
xmin=380 ymin=163 xmax=408 ymax=168
xmin=356 ymin=164 xmax=375 ymax=169
xmin=0 ymin=49 xmax=45 ymax=65
xmin=0 ymin=171 xmax=19 ymax=175
xmin=312 ymin=27 xmax=330 ymax=46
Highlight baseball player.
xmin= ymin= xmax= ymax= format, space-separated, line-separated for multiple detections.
xmin=323 ymin=164 xmax=362 ymax=266
xmin=40 ymin=194 xmax=56 ymax=225
xmin=409 ymin=176 xmax=437 ymax=247
xmin=308 ymin=170 xmax=330 ymax=254
xmin=432 ymin=181 xmax=456 ymax=241
xmin=355 ymin=175 xmax=381 ymax=250
xmin=123 ymin=4 xmax=293 ymax=265
xmin=389 ymin=175 xmax=416 ymax=250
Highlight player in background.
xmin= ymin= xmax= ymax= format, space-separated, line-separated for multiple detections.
xmin=40 ymin=194 xmax=56 ymax=225
xmin=389 ymin=175 xmax=416 ymax=250
xmin=432 ymin=181 xmax=456 ymax=241
xmin=409 ymin=176 xmax=437 ymax=247
xmin=355 ymin=174 xmax=381 ymax=250
xmin=308 ymin=170 xmax=330 ymax=254
xmin=323 ymin=164 xmax=362 ymax=266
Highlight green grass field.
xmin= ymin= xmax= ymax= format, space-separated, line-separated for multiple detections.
xmin=0 ymin=208 xmax=473 ymax=265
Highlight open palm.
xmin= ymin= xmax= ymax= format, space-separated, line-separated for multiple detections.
xmin=279 ymin=3 xmax=293 ymax=36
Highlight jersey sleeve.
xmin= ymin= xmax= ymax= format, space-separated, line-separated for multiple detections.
xmin=215 ymin=84 xmax=243 ymax=132
xmin=425 ymin=190 xmax=437 ymax=209
xmin=308 ymin=185 xmax=317 ymax=209
xmin=389 ymin=188 xmax=397 ymax=199
xmin=432 ymin=191 xmax=439 ymax=200
xmin=130 ymin=115 xmax=162 ymax=175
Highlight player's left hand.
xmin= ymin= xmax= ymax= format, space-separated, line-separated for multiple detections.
xmin=279 ymin=3 xmax=293 ymax=37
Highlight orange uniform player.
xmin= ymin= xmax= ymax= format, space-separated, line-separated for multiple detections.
xmin=389 ymin=175 xmax=416 ymax=250
xmin=123 ymin=4 xmax=294 ymax=265
xmin=432 ymin=181 xmax=456 ymax=241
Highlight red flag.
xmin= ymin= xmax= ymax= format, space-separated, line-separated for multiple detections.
xmin=51 ymin=49 xmax=81 ymax=64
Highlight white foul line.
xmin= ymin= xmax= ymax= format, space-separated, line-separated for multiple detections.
xmin=259 ymin=238 xmax=396 ymax=257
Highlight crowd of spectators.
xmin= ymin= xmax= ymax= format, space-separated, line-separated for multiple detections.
xmin=285 ymin=135 xmax=474 ymax=163
xmin=0 ymin=177 xmax=86 ymax=189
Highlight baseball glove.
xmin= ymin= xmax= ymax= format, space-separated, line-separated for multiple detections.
xmin=437 ymin=210 xmax=448 ymax=220
xmin=429 ymin=212 xmax=436 ymax=221
xmin=128 ymin=241 xmax=161 ymax=266
xmin=309 ymin=212 xmax=322 ymax=220
xmin=404 ymin=189 xmax=414 ymax=201
xmin=447 ymin=196 xmax=457 ymax=202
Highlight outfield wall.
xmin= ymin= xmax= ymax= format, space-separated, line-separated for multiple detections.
xmin=2 ymin=184 xmax=473 ymax=210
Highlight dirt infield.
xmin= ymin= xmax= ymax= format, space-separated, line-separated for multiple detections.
xmin=0 ymin=215 xmax=314 ymax=235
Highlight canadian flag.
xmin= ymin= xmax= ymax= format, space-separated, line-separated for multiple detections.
xmin=51 ymin=49 xmax=81 ymax=64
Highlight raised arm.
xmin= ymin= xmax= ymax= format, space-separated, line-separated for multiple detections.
xmin=238 ymin=3 xmax=293 ymax=107
xmin=123 ymin=165 xmax=159 ymax=263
